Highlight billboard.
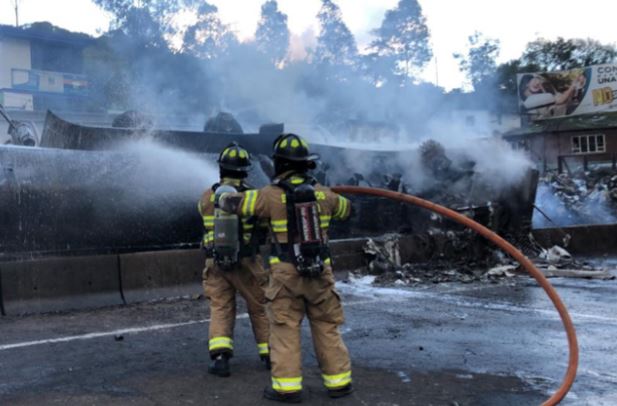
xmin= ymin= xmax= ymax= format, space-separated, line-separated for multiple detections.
xmin=517 ymin=64 xmax=617 ymax=120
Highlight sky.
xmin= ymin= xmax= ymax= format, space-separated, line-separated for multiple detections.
xmin=1 ymin=0 xmax=616 ymax=90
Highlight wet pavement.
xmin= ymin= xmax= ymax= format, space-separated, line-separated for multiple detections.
xmin=1 ymin=271 xmax=617 ymax=405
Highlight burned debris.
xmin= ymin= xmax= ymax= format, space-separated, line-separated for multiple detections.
xmin=535 ymin=168 xmax=617 ymax=227
xmin=359 ymin=232 xmax=614 ymax=287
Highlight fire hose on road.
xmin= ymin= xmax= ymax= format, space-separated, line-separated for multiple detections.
xmin=332 ymin=186 xmax=579 ymax=406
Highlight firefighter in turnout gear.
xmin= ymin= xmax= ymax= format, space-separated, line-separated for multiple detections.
xmin=198 ymin=142 xmax=270 ymax=377
xmin=219 ymin=134 xmax=353 ymax=402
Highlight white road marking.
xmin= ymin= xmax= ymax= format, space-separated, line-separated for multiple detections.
xmin=0 ymin=299 xmax=382 ymax=352
xmin=1 ymin=286 xmax=613 ymax=352
xmin=0 ymin=317 xmax=239 ymax=352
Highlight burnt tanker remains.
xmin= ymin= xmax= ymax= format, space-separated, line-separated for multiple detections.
xmin=0 ymin=111 xmax=538 ymax=261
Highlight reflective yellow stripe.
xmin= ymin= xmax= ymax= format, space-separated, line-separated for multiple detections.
xmin=334 ymin=196 xmax=349 ymax=219
xmin=197 ymin=200 xmax=202 ymax=214
xmin=290 ymin=177 xmax=303 ymax=185
xmin=319 ymin=214 xmax=331 ymax=229
xmin=322 ymin=371 xmax=351 ymax=389
xmin=257 ymin=342 xmax=269 ymax=355
xmin=210 ymin=193 xmax=215 ymax=202
xmin=269 ymin=257 xmax=281 ymax=265
xmin=271 ymin=219 xmax=288 ymax=233
xmin=315 ymin=191 xmax=326 ymax=200
xmin=203 ymin=215 xmax=214 ymax=228
xmin=209 ymin=336 xmax=233 ymax=351
xmin=271 ymin=219 xmax=287 ymax=225
xmin=272 ymin=376 xmax=303 ymax=392
xmin=324 ymin=258 xmax=331 ymax=265
xmin=203 ymin=231 xmax=214 ymax=244
xmin=242 ymin=190 xmax=258 ymax=216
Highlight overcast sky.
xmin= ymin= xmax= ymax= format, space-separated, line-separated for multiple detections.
xmin=1 ymin=0 xmax=616 ymax=90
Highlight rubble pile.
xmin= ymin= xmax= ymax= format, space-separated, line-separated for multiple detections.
xmin=539 ymin=169 xmax=617 ymax=225
xmin=358 ymin=234 xmax=615 ymax=286
xmin=361 ymin=233 xmax=515 ymax=285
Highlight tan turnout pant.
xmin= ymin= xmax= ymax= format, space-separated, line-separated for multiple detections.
xmin=265 ymin=260 xmax=351 ymax=393
xmin=202 ymin=256 xmax=269 ymax=359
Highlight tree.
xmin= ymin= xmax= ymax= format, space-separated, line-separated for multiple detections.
xmin=313 ymin=0 xmax=358 ymax=68
xmin=255 ymin=0 xmax=290 ymax=65
xmin=521 ymin=37 xmax=617 ymax=72
xmin=182 ymin=2 xmax=238 ymax=59
xmin=93 ymin=0 xmax=187 ymax=47
xmin=453 ymin=31 xmax=500 ymax=91
xmin=369 ymin=0 xmax=431 ymax=82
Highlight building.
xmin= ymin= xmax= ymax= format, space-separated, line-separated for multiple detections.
xmin=503 ymin=112 xmax=617 ymax=173
xmin=0 ymin=23 xmax=95 ymax=112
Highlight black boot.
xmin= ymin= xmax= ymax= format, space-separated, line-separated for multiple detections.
xmin=327 ymin=383 xmax=353 ymax=398
xmin=208 ymin=354 xmax=230 ymax=377
xmin=263 ymin=386 xmax=302 ymax=403
xmin=261 ymin=355 xmax=272 ymax=370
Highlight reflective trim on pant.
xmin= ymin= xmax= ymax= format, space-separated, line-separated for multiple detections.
xmin=272 ymin=376 xmax=303 ymax=392
xmin=258 ymin=342 xmax=269 ymax=356
xmin=209 ymin=336 xmax=233 ymax=352
xmin=322 ymin=371 xmax=352 ymax=389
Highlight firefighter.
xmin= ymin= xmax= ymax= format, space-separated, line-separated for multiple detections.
xmin=198 ymin=142 xmax=270 ymax=377
xmin=218 ymin=134 xmax=353 ymax=402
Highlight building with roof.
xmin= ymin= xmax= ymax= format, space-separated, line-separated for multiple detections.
xmin=0 ymin=22 xmax=95 ymax=112
xmin=503 ymin=112 xmax=617 ymax=173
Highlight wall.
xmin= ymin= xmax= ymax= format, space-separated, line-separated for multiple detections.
xmin=0 ymin=37 xmax=31 ymax=89
xmin=540 ymin=128 xmax=617 ymax=171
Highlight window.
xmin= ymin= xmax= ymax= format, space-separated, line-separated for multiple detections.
xmin=571 ymin=134 xmax=606 ymax=154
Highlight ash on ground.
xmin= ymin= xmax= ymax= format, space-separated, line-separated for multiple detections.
xmin=356 ymin=233 xmax=615 ymax=286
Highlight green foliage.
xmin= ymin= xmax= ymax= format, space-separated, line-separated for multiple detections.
xmin=453 ymin=32 xmax=500 ymax=91
xmin=314 ymin=0 xmax=358 ymax=68
xmin=255 ymin=0 xmax=290 ymax=65
xmin=369 ymin=0 xmax=432 ymax=82
xmin=182 ymin=3 xmax=237 ymax=59
xmin=521 ymin=37 xmax=617 ymax=72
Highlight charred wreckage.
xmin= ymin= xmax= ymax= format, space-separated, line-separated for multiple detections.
xmin=0 ymin=110 xmax=612 ymax=315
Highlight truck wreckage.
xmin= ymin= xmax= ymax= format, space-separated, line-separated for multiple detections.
xmin=0 ymin=110 xmax=613 ymax=316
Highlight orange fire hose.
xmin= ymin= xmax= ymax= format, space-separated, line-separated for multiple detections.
xmin=331 ymin=186 xmax=578 ymax=406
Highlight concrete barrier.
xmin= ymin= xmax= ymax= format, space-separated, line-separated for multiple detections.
xmin=0 ymin=239 xmax=371 ymax=316
xmin=0 ymin=255 xmax=123 ymax=315
xmin=119 ymin=249 xmax=205 ymax=303
xmin=533 ymin=224 xmax=617 ymax=255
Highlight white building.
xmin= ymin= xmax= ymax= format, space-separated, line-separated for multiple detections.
xmin=0 ymin=23 xmax=94 ymax=112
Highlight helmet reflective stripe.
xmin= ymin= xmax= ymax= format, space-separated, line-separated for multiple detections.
xmin=218 ymin=142 xmax=252 ymax=171
xmin=272 ymin=133 xmax=320 ymax=162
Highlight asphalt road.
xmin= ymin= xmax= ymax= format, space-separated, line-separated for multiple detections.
xmin=1 ymin=270 xmax=616 ymax=405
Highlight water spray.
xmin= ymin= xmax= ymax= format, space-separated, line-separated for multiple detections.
xmin=332 ymin=185 xmax=579 ymax=406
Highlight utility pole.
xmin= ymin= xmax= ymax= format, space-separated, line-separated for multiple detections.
xmin=13 ymin=0 xmax=20 ymax=27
